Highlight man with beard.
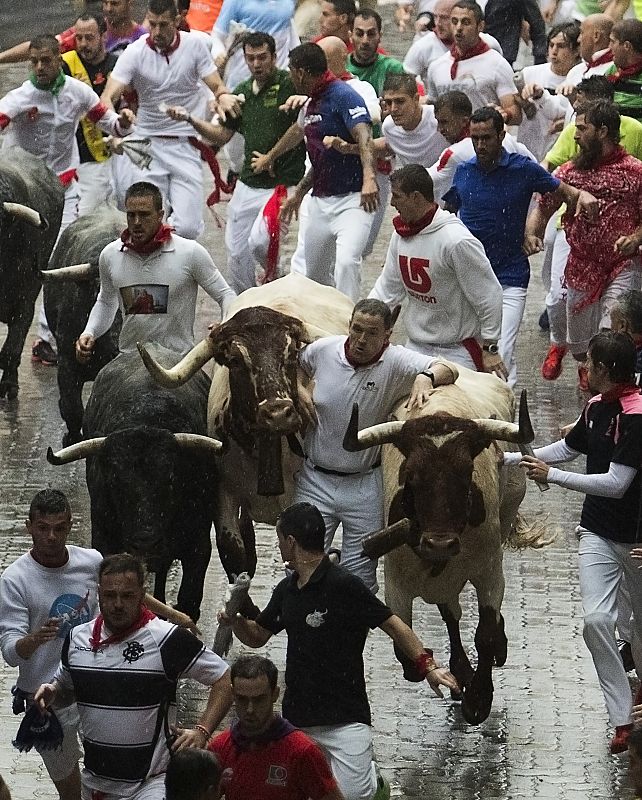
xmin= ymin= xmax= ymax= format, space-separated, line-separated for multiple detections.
xmin=503 ymin=331 xmax=642 ymax=755
xmin=525 ymin=99 xmax=642 ymax=389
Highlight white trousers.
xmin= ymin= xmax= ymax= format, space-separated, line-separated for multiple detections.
xmin=577 ymin=529 xmax=642 ymax=726
xmin=545 ymin=227 xmax=570 ymax=347
xmin=81 ymin=773 xmax=165 ymax=800
xmin=127 ymin=137 xmax=204 ymax=239
xmin=37 ymin=704 xmax=82 ymax=782
xmin=304 ymin=193 xmax=374 ymax=301
xmin=225 ymin=181 xmax=292 ymax=293
xmin=302 ymin=723 xmax=377 ymax=800
xmin=499 ymin=286 xmax=527 ymax=389
xmin=76 ymin=160 xmax=112 ymax=217
xmin=294 ymin=461 xmax=383 ymax=592
xmin=404 ymin=338 xmax=477 ymax=371
xmin=290 ymin=192 xmax=310 ymax=275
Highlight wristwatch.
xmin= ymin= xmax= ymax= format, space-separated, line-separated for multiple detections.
xmin=420 ymin=370 xmax=435 ymax=383
xmin=482 ymin=343 xmax=499 ymax=355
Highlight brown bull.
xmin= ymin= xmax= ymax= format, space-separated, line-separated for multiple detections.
xmin=344 ymin=371 xmax=533 ymax=724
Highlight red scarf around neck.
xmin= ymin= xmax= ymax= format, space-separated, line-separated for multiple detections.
xmin=344 ymin=339 xmax=389 ymax=368
xmin=120 ymin=223 xmax=174 ymax=255
xmin=585 ymin=49 xmax=612 ymax=73
xmin=310 ymin=70 xmax=339 ymax=101
xmin=607 ymin=58 xmax=642 ymax=82
xmin=393 ymin=205 xmax=438 ymax=238
xmin=89 ymin=606 xmax=156 ymax=652
xmin=450 ymin=39 xmax=489 ymax=79
xmin=146 ymin=31 xmax=181 ymax=63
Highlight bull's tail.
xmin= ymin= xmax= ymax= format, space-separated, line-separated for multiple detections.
xmin=503 ymin=513 xmax=556 ymax=550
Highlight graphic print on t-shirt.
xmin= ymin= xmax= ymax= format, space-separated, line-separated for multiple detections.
xmin=49 ymin=591 xmax=92 ymax=638
xmin=399 ymin=256 xmax=436 ymax=304
xmin=121 ymin=284 xmax=169 ymax=315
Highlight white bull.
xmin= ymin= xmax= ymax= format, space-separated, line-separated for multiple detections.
xmin=343 ymin=366 xmax=532 ymax=724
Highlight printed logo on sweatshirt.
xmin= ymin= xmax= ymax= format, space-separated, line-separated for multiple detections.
xmin=399 ymin=255 xmax=436 ymax=304
xmin=49 ymin=591 xmax=93 ymax=638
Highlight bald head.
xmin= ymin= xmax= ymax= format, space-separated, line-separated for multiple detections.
xmin=580 ymin=13 xmax=613 ymax=60
xmin=317 ymin=35 xmax=349 ymax=76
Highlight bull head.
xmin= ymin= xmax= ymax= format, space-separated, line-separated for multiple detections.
xmin=346 ymin=390 xmax=534 ymax=563
xmin=46 ymin=432 xmax=223 ymax=465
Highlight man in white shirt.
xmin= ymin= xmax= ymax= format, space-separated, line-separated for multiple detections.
xmin=76 ymin=181 xmax=235 ymax=363
xmin=560 ymin=13 xmax=614 ymax=89
xmin=101 ymin=0 xmax=239 ymax=239
xmin=426 ymin=0 xmax=522 ymax=123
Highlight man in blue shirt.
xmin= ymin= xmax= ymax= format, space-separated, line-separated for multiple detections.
xmin=444 ymin=106 xmax=596 ymax=387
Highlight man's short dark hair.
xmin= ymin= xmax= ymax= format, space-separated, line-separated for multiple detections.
xmin=588 ymin=331 xmax=636 ymax=384
xmin=390 ymin=164 xmax=434 ymax=203
xmin=383 ymin=73 xmax=418 ymax=97
xmin=99 ymin=553 xmax=146 ymax=587
xmin=76 ymin=12 xmax=107 ymax=35
xmin=125 ymin=181 xmax=163 ymax=211
xmin=328 ymin=0 xmax=357 ymax=24
xmin=547 ymin=21 xmax=581 ymax=49
xmin=470 ymin=106 xmax=504 ymax=135
xmin=614 ymin=290 xmax=642 ymax=335
xmin=433 ymin=90 xmax=473 ymax=117
xmin=576 ymin=75 xmax=615 ymax=102
xmin=243 ymin=32 xmax=276 ymax=55
xmin=352 ymin=298 xmax=393 ymax=328
xmin=612 ymin=18 xmax=642 ymax=54
xmin=289 ymin=42 xmax=327 ymax=76
xmin=148 ymin=0 xmax=178 ymax=16
xmin=165 ymin=750 xmax=222 ymax=800
xmin=276 ymin=502 xmax=325 ymax=552
xmin=452 ymin=0 xmax=484 ymax=23
xmin=231 ymin=655 xmax=279 ymax=691
xmin=354 ymin=8 xmax=382 ymax=32
xmin=29 ymin=34 xmax=61 ymax=54
xmin=576 ymin=99 xmax=621 ymax=144
xmin=28 ymin=489 xmax=71 ymax=521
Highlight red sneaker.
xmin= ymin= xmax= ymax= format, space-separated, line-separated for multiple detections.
xmin=577 ymin=364 xmax=589 ymax=392
xmin=611 ymin=723 xmax=633 ymax=754
xmin=541 ymin=344 xmax=567 ymax=380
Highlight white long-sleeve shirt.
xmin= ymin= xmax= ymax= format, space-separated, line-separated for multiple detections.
xmin=369 ymin=207 xmax=502 ymax=347
xmin=84 ymin=234 xmax=236 ymax=354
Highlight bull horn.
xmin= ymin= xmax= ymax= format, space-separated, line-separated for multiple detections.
xmin=3 ymin=202 xmax=48 ymax=229
xmin=343 ymin=403 xmax=404 ymax=452
xmin=173 ymin=433 xmax=223 ymax=454
xmin=40 ymin=263 xmax=93 ymax=281
xmin=472 ymin=389 xmax=534 ymax=444
xmin=361 ymin=518 xmax=413 ymax=559
xmin=138 ymin=337 xmax=216 ymax=388
xmin=46 ymin=438 xmax=106 ymax=465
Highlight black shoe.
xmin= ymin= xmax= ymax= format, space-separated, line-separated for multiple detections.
xmin=538 ymin=309 xmax=550 ymax=331
xmin=618 ymin=639 xmax=635 ymax=672
xmin=31 ymin=339 xmax=58 ymax=366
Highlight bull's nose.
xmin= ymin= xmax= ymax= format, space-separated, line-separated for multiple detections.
xmin=423 ymin=536 xmax=460 ymax=558
xmin=257 ymin=399 xmax=300 ymax=433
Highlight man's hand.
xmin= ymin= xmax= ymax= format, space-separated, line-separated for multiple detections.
xmin=520 ymin=454 xmax=550 ymax=483
xmin=279 ymin=193 xmax=303 ymax=224
xmin=560 ymin=421 xmax=575 ymax=437
xmin=279 ymin=94 xmax=308 ymax=112
xmin=521 ymin=83 xmax=543 ymax=101
xmin=165 ymin=105 xmax=190 ymax=122
xmin=395 ymin=2 xmax=413 ymax=31
xmin=171 ymin=726 xmax=209 ymax=752
xmin=574 ymin=190 xmax=599 ymax=220
xmin=542 ymin=0 xmax=560 ymax=22
xmin=406 ymin=374 xmax=434 ymax=411
xmin=426 ymin=666 xmax=460 ymax=698
xmin=17 ymin=618 xmax=60 ymax=660
xmin=482 ymin=351 xmax=508 ymax=381
xmin=216 ymin=93 xmax=243 ymax=121
xmin=322 ymin=135 xmax=355 ymax=155
xmin=556 ymin=82 xmax=577 ymax=98
xmin=614 ymin=234 xmax=642 ymax=256
xmin=76 ymin=334 xmax=96 ymax=364
xmin=523 ymin=234 xmax=544 ymax=256
xmin=361 ymin=174 xmax=379 ymax=213
xmin=250 ymin=150 xmax=274 ymax=175
xmin=171 ymin=611 xmax=202 ymax=637
xmin=118 ymin=108 xmax=136 ymax=129
xmin=297 ymin=379 xmax=317 ymax=427
xmin=34 ymin=682 xmax=57 ymax=712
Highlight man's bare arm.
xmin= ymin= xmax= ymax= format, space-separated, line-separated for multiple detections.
xmin=101 ymin=74 xmax=128 ymax=110
xmin=0 ymin=40 xmax=31 ymax=64
xmin=251 ymin=122 xmax=305 ymax=175
xmin=351 ymin=121 xmax=379 ymax=212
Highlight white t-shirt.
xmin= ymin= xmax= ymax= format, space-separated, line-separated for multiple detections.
xmin=565 ymin=49 xmax=614 ymax=86
xmin=0 ymin=546 xmax=102 ymax=692
xmin=429 ymin=131 xmax=535 ymax=202
xmin=404 ymin=31 xmax=502 ymax=89
xmin=427 ymin=46 xmax=517 ymax=108
xmin=84 ymin=234 xmax=235 ymax=354
xmin=517 ymin=63 xmax=572 ymax=161
xmin=382 ymin=105 xmax=448 ymax=167
xmin=110 ymin=32 xmax=216 ymax=136
xmin=299 ymin=337 xmax=434 ymax=472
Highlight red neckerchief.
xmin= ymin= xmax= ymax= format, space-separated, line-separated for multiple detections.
xmin=450 ymin=39 xmax=489 ymax=79
xmin=594 ymin=145 xmax=627 ymax=168
xmin=599 ymin=384 xmax=640 ymax=403
xmin=393 ymin=205 xmax=438 ymax=238
xmin=89 ymin=605 xmax=156 ymax=652
xmin=344 ymin=339 xmax=389 ymax=368
xmin=607 ymin=58 xmax=642 ymax=82
xmin=454 ymin=123 xmax=470 ymax=143
xmin=310 ymin=70 xmax=339 ymax=101
xmin=146 ymin=31 xmax=180 ymax=63
xmin=120 ymin=223 xmax=174 ymax=255
xmin=584 ymin=49 xmax=612 ymax=73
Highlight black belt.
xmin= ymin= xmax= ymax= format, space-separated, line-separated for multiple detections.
xmin=310 ymin=460 xmax=381 ymax=477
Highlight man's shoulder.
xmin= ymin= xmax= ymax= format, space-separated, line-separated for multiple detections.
xmin=100 ymin=238 xmax=125 ymax=261
xmin=0 ymin=551 xmax=34 ymax=583
xmin=375 ymin=54 xmax=405 ymax=73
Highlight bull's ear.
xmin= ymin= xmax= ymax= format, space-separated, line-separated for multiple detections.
xmin=468 ymin=481 xmax=486 ymax=527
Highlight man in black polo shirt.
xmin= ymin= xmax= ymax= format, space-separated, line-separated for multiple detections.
xmin=504 ymin=331 xmax=642 ymax=756
xmin=222 ymin=502 xmax=457 ymax=800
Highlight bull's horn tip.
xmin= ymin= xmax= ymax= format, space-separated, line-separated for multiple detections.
xmin=46 ymin=446 xmax=59 ymax=465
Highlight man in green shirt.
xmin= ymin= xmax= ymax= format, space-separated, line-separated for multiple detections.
xmin=605 ymin=18 xmax=642 ymax=119
xmin=168 ymin=32 xmax=306 ymax=293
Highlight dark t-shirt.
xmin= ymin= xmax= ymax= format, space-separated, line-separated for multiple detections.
xmin=256 ymin=558 xmax=392 ymax=727
xmin=565 ymin=387 xmax=642 ymax=542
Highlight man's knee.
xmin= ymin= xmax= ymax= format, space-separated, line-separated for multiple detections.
xmin=583 ymin=610 xmax=615 ymax=647
xmin=170 ymin=217 xmax=203 ymax=240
